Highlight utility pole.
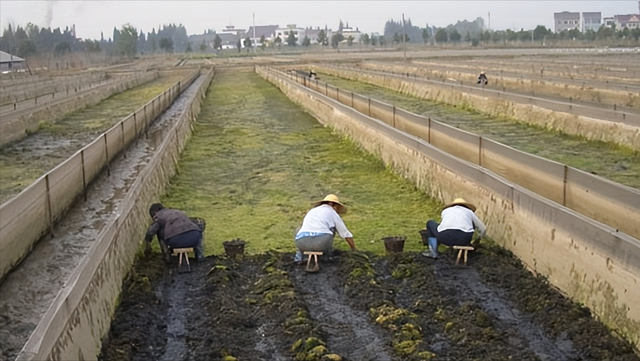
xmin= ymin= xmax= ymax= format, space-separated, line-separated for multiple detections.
xmin=402 ymin=13 xmax=407 ymax=62
xmin=253 ymin=13 xmax=257 ymax=53
xmin=488 ymin=12 xmax=491 ymax=31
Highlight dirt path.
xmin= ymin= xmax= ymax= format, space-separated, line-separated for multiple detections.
xmin=290 ymin=260 xmax=396 ymax=360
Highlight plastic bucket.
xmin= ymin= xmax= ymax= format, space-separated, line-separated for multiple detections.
xmin=223 ymin=239 xmax=246 ymax=259
xmin=419 ymin=229 xmax=429 ymax=246
xmin=383 ymin=236 xmax=405 ymax=254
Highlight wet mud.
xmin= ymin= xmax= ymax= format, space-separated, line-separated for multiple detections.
xmin=99 ymin=246 xmax=638 ymax=361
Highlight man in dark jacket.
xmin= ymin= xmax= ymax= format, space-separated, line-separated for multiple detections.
xmin=145 ymin=203 xmax=204 ymax=262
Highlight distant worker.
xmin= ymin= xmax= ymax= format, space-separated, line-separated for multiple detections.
xmin=145 ymin=203 xmax=205 ymax=263
xmin=294 ymin=194 xmax=356 ymax=263
xmin=309 ymin=69 xmax=317 ymax=79
xmin=477 ymin=71 xmax=488 ymax=85
xmin=422 ymin=198 xmax=486 ymax=258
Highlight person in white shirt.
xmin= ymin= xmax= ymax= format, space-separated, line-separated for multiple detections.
xmin=294 ymin=194 xmax=356 ymax=263
xmin=423 ymin=198 xmax=487 ymax=259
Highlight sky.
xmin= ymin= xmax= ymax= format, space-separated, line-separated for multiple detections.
xmin=1 ymin=1 xmax=638 ymax=40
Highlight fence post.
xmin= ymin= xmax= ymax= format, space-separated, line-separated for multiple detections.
xmin=563 ymin=165 xmax=568 ymax=207
xmin=104 ymin=134 xmax=111 ymax=176
xmin=351 ymin=92 xmax=354 ymax=107
xmin=81 ymin=150 xmax=87 ymax=201
xmin=134 ymin=113 xmax=138 ymax=145
xmin=428 ymin=118 xmax=431 ymax=143
xmin=392 ymin=106 xmax=396 ymax=128
xmin=121 ymin=122 xmax=126 ymax=158
xmin=478 ymin=137 xmax=482 ymax=166
xmin=368 ymin=98 xmax=371 ymax=116
xmin=45 ymin=174 xmax=55 ymax=237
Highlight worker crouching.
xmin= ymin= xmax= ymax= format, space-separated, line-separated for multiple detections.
xmin=293 ymin=194 xmax=356 ymax=263
xmin=145 ymin=203 xmax=205 ymax=263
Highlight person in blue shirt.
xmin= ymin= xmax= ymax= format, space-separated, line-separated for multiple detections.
xmin=293 ymin=194 xmax=356 ymax=263
xmin=423 ymin=198 xmax=487 ymax=258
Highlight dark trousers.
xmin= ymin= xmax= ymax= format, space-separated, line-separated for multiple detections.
xmin=166 ymin=230 xmax=204 ymax=259
xmin=426 ymin=220 xmax=473 ymax=247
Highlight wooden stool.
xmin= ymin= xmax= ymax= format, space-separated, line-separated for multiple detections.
xmin=453 ymin=246 xmax=474 ymax=266
xmin=304 ymin=251 xmax=323 ymax=273
xmin=173 ymin=247 xmax=194 ymax=273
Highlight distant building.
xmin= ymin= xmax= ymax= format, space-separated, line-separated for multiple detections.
xmin=554 ymin=11 xmax=581 ymax=33
xmin=304 ymin=27 xmax=333 ymax=45
xmin=341 ymin=26 xmax=362 ymax=43
xmin=582 ymin=12 xmax=602 ymax=32
xmin=612 ymin=14 xmax=640 ymax=29
xmin=275 ymin=24 xmax=306 ymax=45
xmin=219 ymin=25 xmax=246 ymax=50
xmin=0 ymin=51 xmax=26 ymax=72
xmin=247 ymin=25 xmax=279 ymax=46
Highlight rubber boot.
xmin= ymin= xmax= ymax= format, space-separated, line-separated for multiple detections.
xmin=422 ymin=237 xmax=438 ymax=259
xmin=195 ymin=242 xmax=205 ymax=261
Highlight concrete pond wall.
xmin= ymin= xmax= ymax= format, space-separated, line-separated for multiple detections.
xmin=314 ymin=65 xmax=640 ymax=151
xmin=257 ymin=66 xmax=640 ymax=349
xmin=14 ymin=69 xmax=214 ymax=361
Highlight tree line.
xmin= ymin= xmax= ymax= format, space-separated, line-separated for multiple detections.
xmin=1 ymin=17 xmax=639 ymax=59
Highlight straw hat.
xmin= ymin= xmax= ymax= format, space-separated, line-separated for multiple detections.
xmin=314 ymin=194 xmax=347 ymax=214
xmin=443 ymin=198 xmax=476 ymax=212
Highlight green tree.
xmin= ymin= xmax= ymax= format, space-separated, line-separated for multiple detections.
xmin=243 ymin=36 xmax=252 ymax=52
xmin=317 ymin=29 xmax=328 ymax=45
xmin=260 ymin=35 xmax=266 ymax=50
xmin=237 ymin=38 xmax=241 ymax=52
xmin=435 ymin=28 xmax=448 ymax=43
xmin=275 ymin=36 xmax=282 ymax=48
xmin=159 ymin=37 xmax=174 ymax=52
xmin=116 ymin=24 xmax=138 ymax=57
xmin=533 ymin=25 xmax=549 ymax=41
xmin=18 ymin=39 xmax=37 ymax=57
xmin=371 ymin=35 xmax=378 ymax=46
xmin=422 ymin=28 xmax=429 ymax=43
xmin=84 ymin=39 xmax=101 ymax=52
xmin=347 ymin=35 xmax=354 ymax=46
xmin=302 ymin=35 xmax=311 ymax=46
xmin=54 ymin=41 xmax=71 ymax=55
xmin=185 ymin=42 xmax=192 ymax=52
xmin=450 ymin=29 xmax=461 ymax=42
xmin=200 ymin=39 xmax=206 ymax=51
xmin=330 ymin=33 xmax=344 ymax=48
xmin=286 ymin=31 xmax=297 ymax=46
xmin=361 ymin=33 xmax=371 ymax=47
xmin=393 ymin=32 xmax=401 ymax=44
xmin=214 ymin=34 xmax=222 ymax=50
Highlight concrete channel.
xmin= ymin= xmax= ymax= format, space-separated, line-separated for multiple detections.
xmin=1 ymin=55 xmax=639 ymax=359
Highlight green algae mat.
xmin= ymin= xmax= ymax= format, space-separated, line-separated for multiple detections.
xmin=160 ymin=71 xmax=443 ymax=257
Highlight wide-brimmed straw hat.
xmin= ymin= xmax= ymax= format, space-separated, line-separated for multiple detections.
xmin=443 ymin=198 xmax=476 ymax=212
xmin=314 ymin=194 xmax=347 ymax=214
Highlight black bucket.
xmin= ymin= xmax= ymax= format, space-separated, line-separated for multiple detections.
xmin=383 ymin=236 xmax=405 ymax=254
xmin=419 ymin=229 xmax=429 ymax=246
xmin=223 ymin=239 xmax=246 ymax=259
